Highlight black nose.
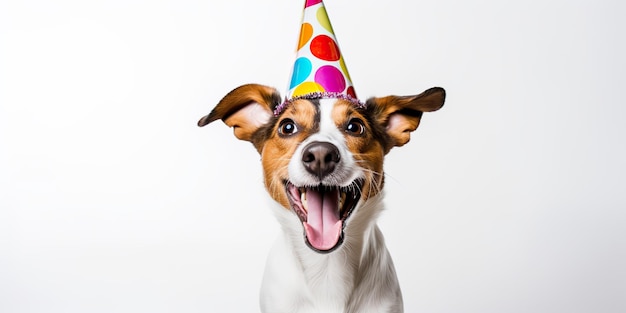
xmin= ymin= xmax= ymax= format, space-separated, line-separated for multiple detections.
xmin=301 ymin=141 xmax=341 ymax=179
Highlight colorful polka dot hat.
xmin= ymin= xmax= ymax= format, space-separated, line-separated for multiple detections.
xmin=275 ymin=0 xmax=363 ymax=116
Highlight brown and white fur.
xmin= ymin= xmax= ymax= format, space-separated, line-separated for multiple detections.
xmin=198 ymin=84 xmax=445 ymax=313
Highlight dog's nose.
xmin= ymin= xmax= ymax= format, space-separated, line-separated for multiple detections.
xmin=302 ymin=141 xmax=341 ymax=179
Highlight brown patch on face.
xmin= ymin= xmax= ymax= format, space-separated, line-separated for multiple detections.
xmin=260 ymin=99 xmax=319 ymax=208
xmin=331 ymin=100 xmax=387 ymax=201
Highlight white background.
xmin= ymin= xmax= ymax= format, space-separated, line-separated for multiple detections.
xmin=1 ymin=0 xmax=625 ymax=312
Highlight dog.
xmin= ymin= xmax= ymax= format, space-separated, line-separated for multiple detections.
xmin=198 ymin=83 xmax=445 ymax=312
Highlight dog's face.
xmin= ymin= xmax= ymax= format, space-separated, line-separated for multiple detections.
xmin=199 ymin=84 xmax=445 ymax=252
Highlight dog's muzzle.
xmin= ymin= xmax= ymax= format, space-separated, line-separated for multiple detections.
xmin=285 ymin=141 xmax=362 ymax=253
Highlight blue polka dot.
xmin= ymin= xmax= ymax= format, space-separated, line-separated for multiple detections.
xmin=289 ymin=57 xmax=312 ymax=89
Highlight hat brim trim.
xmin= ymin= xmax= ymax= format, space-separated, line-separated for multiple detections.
xmin=274 ymin=92 xmax=365 ymax=116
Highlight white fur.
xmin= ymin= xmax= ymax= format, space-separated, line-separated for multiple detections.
xmin=260 ymin=193 xmax=402 ymax=313
xmin=287 ymin=99 xmax=362 ymax=188
xmin=260 ymin=99 xmax=403 ymax=313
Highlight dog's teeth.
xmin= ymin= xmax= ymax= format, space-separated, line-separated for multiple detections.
xmin=339 ymin=192 xmax=346 ymax=211
xmin=301 ymin=190 xmax=308 ymax=212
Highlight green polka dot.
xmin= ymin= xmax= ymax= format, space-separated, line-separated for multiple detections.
xmin=339 ymin=56 xmax=352 ymax=83
xmin=316 ymin=6 xmax=334 ymax=34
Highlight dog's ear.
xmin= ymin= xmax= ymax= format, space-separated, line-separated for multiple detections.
xmin=368 ymin=87 xmax=445 ymax=150
xmin=198 ymin=84 xmax=281 ymax=141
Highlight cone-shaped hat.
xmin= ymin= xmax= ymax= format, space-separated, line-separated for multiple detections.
xmin=276 ymin=0 xmax=362 ymax=115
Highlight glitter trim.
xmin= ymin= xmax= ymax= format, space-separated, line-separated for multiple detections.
xmin=274 ymin=92 xmax=366 ymax=116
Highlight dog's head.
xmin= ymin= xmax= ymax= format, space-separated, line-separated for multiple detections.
xmin=199 ymin=84 xmax=445 ymax=253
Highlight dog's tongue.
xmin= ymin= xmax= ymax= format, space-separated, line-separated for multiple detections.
xmin=303 ymin=188 xmax=342 ymax=251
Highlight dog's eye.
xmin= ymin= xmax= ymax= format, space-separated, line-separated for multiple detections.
xmin=278 ymin=119 xmax=298 ymax=136
xmin=345 ymin=118 xmax=365 ymax=136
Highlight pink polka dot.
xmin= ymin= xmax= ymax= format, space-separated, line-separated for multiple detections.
xmin=310 ymin=35 xmax=340 ymax=61
xmin=305 ymin=0 xmax=322 ymax=8
xmin=315 ymin=65 xmax=345 ymax=93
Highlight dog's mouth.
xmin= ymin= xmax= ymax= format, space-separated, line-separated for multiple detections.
xmin=285 ymin=180 xmax=362 ymax=253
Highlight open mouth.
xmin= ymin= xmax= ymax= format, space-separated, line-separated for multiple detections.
xmin=286 ymin=180 xmax=362 ymax=253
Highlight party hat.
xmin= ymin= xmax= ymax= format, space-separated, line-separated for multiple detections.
xmin=276 ymin=0 xmax=362 ymax=115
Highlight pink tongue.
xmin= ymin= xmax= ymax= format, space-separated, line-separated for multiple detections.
xmin=303 ymin=188 xmax=342 ymax=251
